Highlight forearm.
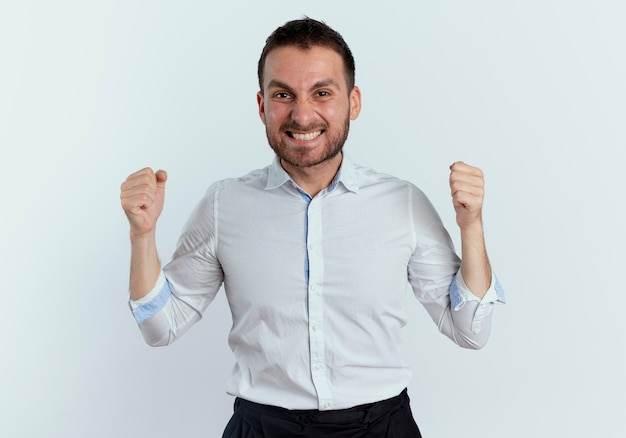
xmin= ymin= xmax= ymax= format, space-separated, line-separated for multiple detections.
xmin=129 ymin=231 xmax=161 ymax=301
xmin=459 ymin=223 xmax=492 ymax=299
xmin=449 ymin=161 xmax=492 ymax=297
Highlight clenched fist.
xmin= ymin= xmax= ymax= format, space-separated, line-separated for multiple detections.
xmin=120 ymin=168 xmax=167 ymax=236
xmin=449 ymin=161 xmax=485 ymax=231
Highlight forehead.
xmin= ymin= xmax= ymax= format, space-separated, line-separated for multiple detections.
xmin=262 ymin=45 xmax=347 ymax=90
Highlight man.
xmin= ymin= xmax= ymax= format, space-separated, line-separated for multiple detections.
xmin=121 ymin=18 xmax=504 ymax=437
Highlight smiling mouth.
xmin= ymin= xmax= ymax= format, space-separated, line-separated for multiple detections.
xmin=287 ymin=130 xmax=324 ymax=141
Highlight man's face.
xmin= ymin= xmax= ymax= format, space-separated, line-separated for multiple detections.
xmin=257 ymin=45 xmax=361 ymax=169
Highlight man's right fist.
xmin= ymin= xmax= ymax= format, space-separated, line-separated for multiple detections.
xmin=120 ymin=168 xmax=167 ymax=236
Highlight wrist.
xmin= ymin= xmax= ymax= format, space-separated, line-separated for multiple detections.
xmin=459 ymin=221 xmax=484 ymax=237
xmin=130 ymin=228 xmax=156 ymax=243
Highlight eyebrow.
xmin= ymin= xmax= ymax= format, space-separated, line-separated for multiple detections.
xmin=266 ymin=79 xmax=341 ymax=93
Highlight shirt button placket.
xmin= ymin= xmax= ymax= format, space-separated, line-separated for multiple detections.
xmin=306 ymin=197 xmax=332 ymax=409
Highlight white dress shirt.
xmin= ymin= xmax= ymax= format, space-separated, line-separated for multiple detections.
xmin=130 ymin=155 xmax=504 ymax=410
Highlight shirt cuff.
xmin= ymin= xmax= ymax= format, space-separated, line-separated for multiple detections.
xmin=128 ymin=271 xmax=172 ymax=324
xmin=449 ymin=271 xmax=505 ymax=334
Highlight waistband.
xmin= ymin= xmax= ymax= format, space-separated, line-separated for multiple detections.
xmin=234 ymin=389 xmax=410 ymax=426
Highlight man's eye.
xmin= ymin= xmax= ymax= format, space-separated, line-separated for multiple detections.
xmin=317 ymin=91 xmax=329 ymax=97
xmin=274 ymin=92 xmax=291 ymax=99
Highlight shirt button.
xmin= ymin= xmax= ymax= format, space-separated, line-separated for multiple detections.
xmin=322 ymin=402 xmax=331 ymax=409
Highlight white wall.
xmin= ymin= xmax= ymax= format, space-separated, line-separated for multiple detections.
xmin=1 ymin=1 xmax=624 ymax=437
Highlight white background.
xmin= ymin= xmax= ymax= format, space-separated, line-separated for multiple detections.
xmin=1 ymin=1 xmax=624 ymax=437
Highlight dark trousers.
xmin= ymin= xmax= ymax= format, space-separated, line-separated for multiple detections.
xmin=222 ymin=389 xmax=422 ymax=437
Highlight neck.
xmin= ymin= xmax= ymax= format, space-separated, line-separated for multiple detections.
xmin=281 ymin=153 xmax=343 ymax=198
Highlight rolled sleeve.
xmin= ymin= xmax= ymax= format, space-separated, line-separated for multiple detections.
xmin=450 ymin=271 xmax=505 ymax=334
xmin=129 ymin=271 xmax=172 ymax=324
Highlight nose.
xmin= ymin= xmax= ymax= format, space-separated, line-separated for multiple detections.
xmin=290 ymin=99 xmax=316 ymax=127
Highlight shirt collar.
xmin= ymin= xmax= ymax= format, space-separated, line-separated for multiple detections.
xmin=265 ymin=154 xmax=360 ymax=194
xmin=336 ymin=154 xmax=359 ymax=193
xmin=266 ymin=156 xmax=292 ymax=190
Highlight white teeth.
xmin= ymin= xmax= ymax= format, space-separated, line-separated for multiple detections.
xmin=292 ymin=131 xmax=322 ymax=141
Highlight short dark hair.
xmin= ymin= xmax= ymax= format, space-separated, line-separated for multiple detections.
xmin=257 ymin=17 xmax=356 ymax=93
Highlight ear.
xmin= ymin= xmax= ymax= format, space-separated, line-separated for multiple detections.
xmin=257 ymin=91 xmax=266 ymax=125
xmin=349 ymin=86 xmax=362 ymax=121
